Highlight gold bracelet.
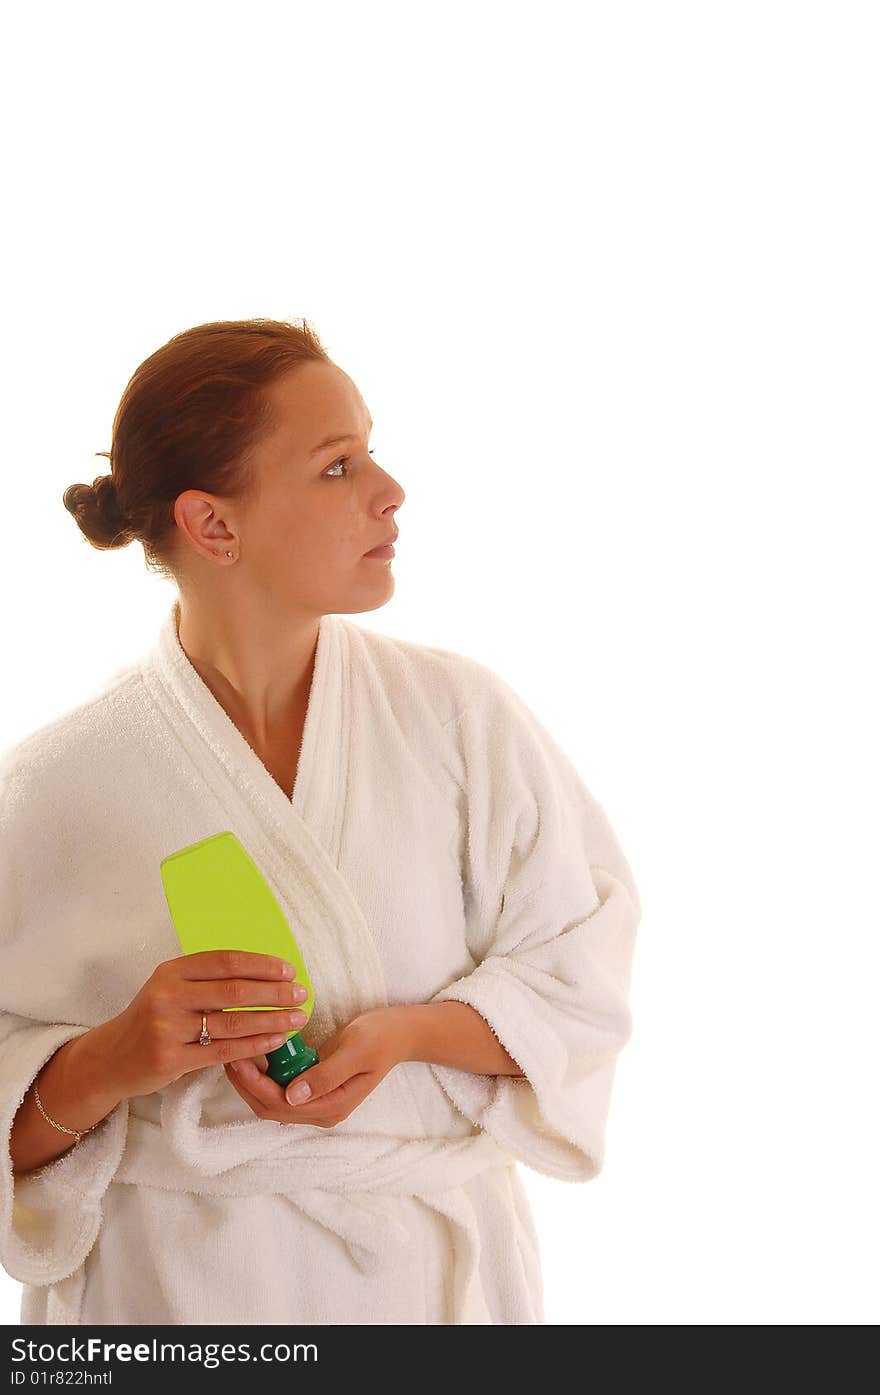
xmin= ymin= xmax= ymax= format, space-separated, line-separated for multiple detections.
xmin=32 ymin=1071 xmax=97 ymax=1147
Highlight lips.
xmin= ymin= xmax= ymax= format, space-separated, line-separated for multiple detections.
xmin=365 ymin=533 xmax=398 ymax=554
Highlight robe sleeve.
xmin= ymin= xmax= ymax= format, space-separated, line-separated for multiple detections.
xmin=0 ymin=1016 xmax=130 ymax=1288
xmin=427 ymin=664 xmax=642 ymax=1182
xmin=0 ymin=758 xmax=130 ymax=1291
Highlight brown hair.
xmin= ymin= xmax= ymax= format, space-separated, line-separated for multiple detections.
xmin=63 ymin=316 xmax=332 ymax=581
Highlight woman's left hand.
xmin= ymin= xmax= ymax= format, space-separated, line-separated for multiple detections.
xmin=222 ymin=1005 xmax=413 ymax=1128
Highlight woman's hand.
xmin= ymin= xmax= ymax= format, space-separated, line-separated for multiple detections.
xmin=103 ymin=949 xmax=310 ymax=1100
xmin=223 ymin=1006 xmax=413 ymax=1128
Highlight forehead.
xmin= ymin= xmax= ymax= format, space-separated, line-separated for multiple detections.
xmin=264 ymin=362 xmax=370 ymax=449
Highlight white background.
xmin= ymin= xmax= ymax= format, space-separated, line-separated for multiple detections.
xmin=2 ymin=1 xmax=877 ymax=1325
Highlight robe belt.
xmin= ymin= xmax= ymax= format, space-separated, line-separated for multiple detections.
xmin=111 ymin=1114 xmax=515 ymax=1324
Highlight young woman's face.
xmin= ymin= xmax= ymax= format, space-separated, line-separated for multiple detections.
xmin=229 ymin=359 xmax=405 ymax=617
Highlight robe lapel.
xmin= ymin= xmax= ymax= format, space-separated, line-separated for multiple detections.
xmin=140 ymin=600 xmax=389 ymax=1037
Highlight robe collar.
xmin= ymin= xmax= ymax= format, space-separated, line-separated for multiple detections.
xmin=149 ymin=598 xmax=345 ymax=856
xmin=139 ymin=598 xmax=389 ymax=1026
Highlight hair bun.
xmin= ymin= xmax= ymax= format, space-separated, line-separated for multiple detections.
xmin=62 ymin=472 xmax=131 ymax=549
xmin=94 ymin=474 xmax=125 ymax=521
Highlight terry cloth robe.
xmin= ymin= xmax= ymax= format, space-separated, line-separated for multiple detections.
xmin=0 ymin=599 xmax=641 ymax=1326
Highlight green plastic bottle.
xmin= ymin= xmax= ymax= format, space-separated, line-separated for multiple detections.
xmin=160 ymin=831 xmax=319 ymax=1085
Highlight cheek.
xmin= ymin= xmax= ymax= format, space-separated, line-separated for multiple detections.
xmin=248 ymin=495 xmax=353 ymax=569
xmin=254 ymin=499 xmax=311 ymax=554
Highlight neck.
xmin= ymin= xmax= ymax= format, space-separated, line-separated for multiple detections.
xmin=173 ymin=595 xmax=320 ymax=748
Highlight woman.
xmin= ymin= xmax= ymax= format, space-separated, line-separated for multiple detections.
xmin=0 ymin=317 xmax=641 ymax=1325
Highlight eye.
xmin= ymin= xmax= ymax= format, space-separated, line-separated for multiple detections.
xmin=325 ymin=450 xmax=374 ymax=478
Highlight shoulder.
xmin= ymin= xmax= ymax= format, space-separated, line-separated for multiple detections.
xmin=337 ymin=617 xmax=513 ymax=726
xmin=338 ymin=617 xmax=585 ymax=797
xmin=0 ymin=662 xmax=143 ymax=811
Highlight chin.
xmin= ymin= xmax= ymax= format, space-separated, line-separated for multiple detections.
xmin=337 ymin=574 xmax=396 ymax=617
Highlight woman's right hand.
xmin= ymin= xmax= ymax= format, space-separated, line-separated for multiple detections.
xmin=103 ymin=950 xmax=310 ymax=1098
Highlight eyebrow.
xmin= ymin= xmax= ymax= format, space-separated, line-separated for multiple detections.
xmin=308 ymin=418 xmax=374 ymax=459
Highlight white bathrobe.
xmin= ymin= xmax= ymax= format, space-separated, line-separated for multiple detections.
xmin=0 ymin=600 xmax=641 ymax=1325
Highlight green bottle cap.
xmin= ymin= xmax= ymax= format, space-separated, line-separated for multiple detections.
xmin=266 ymin=1030 xmax=320 ymax=1085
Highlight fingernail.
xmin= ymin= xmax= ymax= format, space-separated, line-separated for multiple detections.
xmin=286 ymin=1080 xmax=311 ymax=1104
xmin=228 ymin=1062 xmax=241 ymax=1074
xmin=281 ymin=962 xmax=295 ymax=978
